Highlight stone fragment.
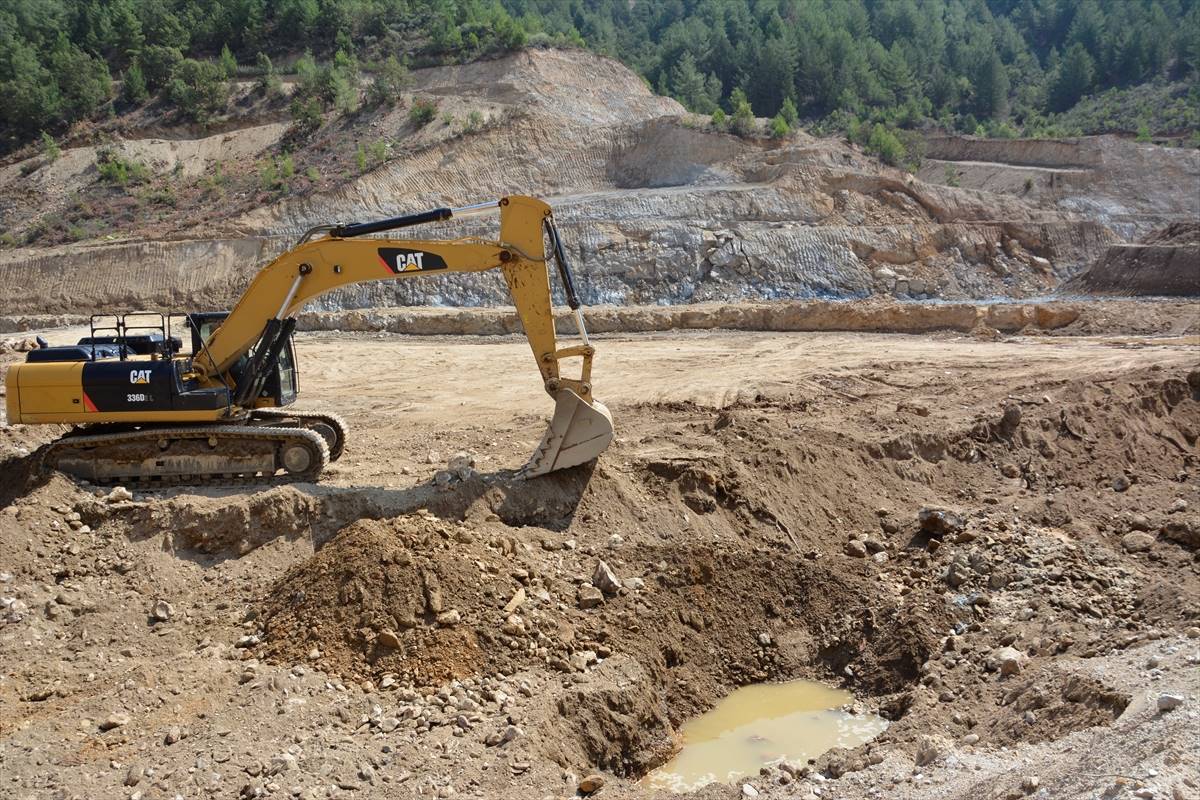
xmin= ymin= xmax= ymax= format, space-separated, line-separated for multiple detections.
xmin=1122 ymin=532 xmax=1154 ymax=553
xmin=578 ymin=774 xmax=605 ymax=794
xmin=592 ymin=561 xmax=622 ymax=595
xmin=578 ymin=586 xmax=604 ymax=609
xmin=106 ymin=486 xmax=134 ymax=503
xmin=914 ymin=735 xmax=942 ymax=766
xmin=918 ymin=508 xmax=965 ymax=537
xmin=502 ymin=587 xmax=525 ymax=614
xmin=988 ymin=646 xmax=1028 ymax=675
xmin=844 ymin=540 xmax=868 ymax=558
xmin=377 ymin=630 xmax=402 ymax=649
xmin=1157 ymin=693 xmax=1184 ymax=712
xmin=100 ymin=712 xmax=130 ymax=731
xmin=150 ymin=600 xmax=174 ymax=622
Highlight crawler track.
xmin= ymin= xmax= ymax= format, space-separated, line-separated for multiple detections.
xmin=36 ymin=425 xmax=329 ymax=488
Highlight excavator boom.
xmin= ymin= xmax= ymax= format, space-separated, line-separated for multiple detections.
xmin=5 ymin=196 xmax=614 ymax=484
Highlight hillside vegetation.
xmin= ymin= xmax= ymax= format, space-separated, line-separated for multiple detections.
xmin=2 ymin=0 xmax=1199 ymax=155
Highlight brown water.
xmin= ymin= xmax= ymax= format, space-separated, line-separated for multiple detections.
xmin=643 ymin=679 xmax=888 ymax=792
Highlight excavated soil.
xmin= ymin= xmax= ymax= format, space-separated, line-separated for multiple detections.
xmin=1 ymin=326 xmax=1199 ymax=799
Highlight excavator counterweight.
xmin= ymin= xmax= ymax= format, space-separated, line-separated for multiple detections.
xmin=5 ymin=196 xmax=614 ymax=486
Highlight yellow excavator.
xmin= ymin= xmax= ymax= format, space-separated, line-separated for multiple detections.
xmin=5 ymin=195 xmax=614 ymax=486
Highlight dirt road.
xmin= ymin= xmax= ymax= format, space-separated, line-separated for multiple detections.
xmin=1 ymin=327 xmax=1198 ymax=800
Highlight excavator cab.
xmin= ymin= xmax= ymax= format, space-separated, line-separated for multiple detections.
xmin=187 ymin=311 xmax=298 ymax=407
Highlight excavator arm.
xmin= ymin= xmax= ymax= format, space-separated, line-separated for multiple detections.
xmin=193 ymin=195 xmax=612 ymax=477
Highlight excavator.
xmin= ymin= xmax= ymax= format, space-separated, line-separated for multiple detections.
xmin=4 ymin=195 xmax=614 ymax=486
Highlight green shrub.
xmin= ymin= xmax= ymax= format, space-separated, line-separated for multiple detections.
xmin=305 ymin=166 xmax=320 ymax=181
xmin=367 ymin=56 xmax=410 ymax=106
xmin=730 ymin=88 xmax=755 ymax=136
xmin=465 ymin=109 xmax=484 ymax=132
xmin=409 ymin=98 xmax=437 ymax=126
xmin=943 ymin=165 xmax=960 ymax=187
xmin=711 ymin=108 xmax=727 ymax=128
xmin=254 ymin=53 xmax=282 ymax=98
xmin=355 ymin=144 xmax=367 ymax=171
xmin=1135 ymin=121 xmax=1151 ymax=142
xmin=41 ymin=132 xmax=60 ymax=162
xmin=96 ymin=149 xmax=150 ymax=186
xmin=288 ymin=97 xmax=323 ymax=139
xmin=219 ymin=44 xmax=237 ymax=79
xmin=780 ymin=97 xmax=799 ymax=127
xmin=368 ymin=140 xmax=387 ymax=163
xmin=769 ymin=114 xmax=790 ymax=138
xmin=865 ymin=123 xmax=906 ymax=167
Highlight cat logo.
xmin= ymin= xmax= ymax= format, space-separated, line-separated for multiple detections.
xmin=378 ymin=247 xmax=448 ymax=274
xmin=129 ymin=369 xmax=152 ymax=384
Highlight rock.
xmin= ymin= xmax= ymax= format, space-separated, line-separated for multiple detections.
xmin=988 ymin=646 xmax=1028 ymax=675
xmin=165 ymin=725 xmax=182 ymax=744
xmin=961 ymin=733 xmax=980 ymax=745
xmin=271 ymin=753 xmax=298 ymax=774
xmin=150 ymin=600 xmax=174 ymax=622
xmin=1001 ymin=463 xmax=1021 ymax=478
xmin=1112 ymin=475 xmax=1131 ymax=492
xmin=1185 ymin=627 xmax=1200 ymax=639
xmin=436 ymin=610 xmax=461 ymax=627
xmin=623 ymin=577 xmax=645 ymax=591
xmin=377 ymin=630 xmax=402 ymax=649
xmin=845 ymin=540 xmax=868 ymax=558
xmin=100 ymin=712 xmax=130 ymax=731
xmin=1157 ymin=693 xmax=1184 ymax=712
xmin=501 ymin=724 xmax=523 ymax=744
xmin=914 ymin=735 xmax=942 ymax=766
xmin=124 ymin=765 xmax=143 ymax=786
xmin=447 ymin=451 xmax=476 ymax=480
xmin=1169 ymin=498 xmax=1188 ymax=513
xmin=1122 ymin=532 xmax=1155 ymax=553
xmin=1129 ymin=514 xmax=1154 ymax=532
xmin=945 ymin=555 xmax=972 ymax=588
xmin=742 ymin=784 xmax=759 ymax=798
xmin=919 ymin=508 xmax=966 ymax=537
xmin=1162 ymin=519 xmax=1200 ymax=549
xmin=1022 ymin=776 xmax=1040 ymax=793
xmin=578 ymin=774 xmax=605 ymax=794
xmin=592 ymin=561 xmax=622 ymax=595
xmin=578 ymin=585 xmax=604 ymax=609
xmin=502 ymin=587 xmax=526 ymax=614
xmin=105 ymin=486 xmax=134 ymax=503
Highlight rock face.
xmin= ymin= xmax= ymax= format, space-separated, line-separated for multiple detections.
xmin=1066 ymin=223 xmax=1200 ymax=296
xmin=0 ymin=49 xmax=1138 ymax=317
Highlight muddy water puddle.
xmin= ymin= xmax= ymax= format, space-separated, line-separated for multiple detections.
xmin=644 ymin=679 xmax=888 ymax=793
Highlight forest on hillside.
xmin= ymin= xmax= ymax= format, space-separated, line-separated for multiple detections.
xmin=2 ymin=0 xmax=1199 ymax=153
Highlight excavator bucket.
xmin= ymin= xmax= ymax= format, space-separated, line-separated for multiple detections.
xmin=521 ymin=388 xmax=614 ymax=478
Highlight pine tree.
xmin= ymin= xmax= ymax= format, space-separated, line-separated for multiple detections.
xmin=219 ymin=44 xmax=237 ymax=79
xmin=1049 ymin=43 xmax=1095 ymax=112
xmin=122 ymin=61 xmax=148 ymax=104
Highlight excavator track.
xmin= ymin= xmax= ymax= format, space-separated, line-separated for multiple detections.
xmin=248 ymin=409 xmax=349 ymax=461
xmin=36 ymin=425 xmax=329 ymax=488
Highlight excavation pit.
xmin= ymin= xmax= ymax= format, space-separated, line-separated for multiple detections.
xmin=644 ymin=679 xmax=888 ymax=792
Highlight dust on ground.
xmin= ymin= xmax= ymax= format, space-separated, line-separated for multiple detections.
xmin=1 ymin=324 xmax=1198 ymax=800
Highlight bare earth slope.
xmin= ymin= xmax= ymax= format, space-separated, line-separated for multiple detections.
xmin=0 ymin=49 xmax=1168 ymax=316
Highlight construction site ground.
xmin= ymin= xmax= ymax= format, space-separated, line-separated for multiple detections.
xmin=2 ymin=309 xmax=1199 ymax=800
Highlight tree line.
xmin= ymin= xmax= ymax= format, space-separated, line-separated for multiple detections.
xmin=2 ymin=0 xmax=1198 ymax=152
